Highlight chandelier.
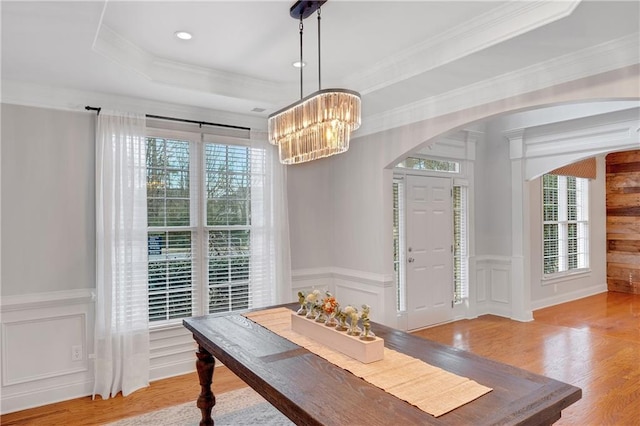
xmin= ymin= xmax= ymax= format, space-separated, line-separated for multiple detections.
xmin=268 ymin=0 xmax=361 ymax=165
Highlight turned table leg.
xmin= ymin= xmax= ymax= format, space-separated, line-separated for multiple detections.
xmin=195 ymin=343 xmax=215 ymax=426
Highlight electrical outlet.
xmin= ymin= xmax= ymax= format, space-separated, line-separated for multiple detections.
xmin=72 ymin=345 xmax=83 ymax=361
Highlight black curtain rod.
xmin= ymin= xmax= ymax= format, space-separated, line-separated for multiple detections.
xmin=84 ymin=106 xmax=250 ymax=131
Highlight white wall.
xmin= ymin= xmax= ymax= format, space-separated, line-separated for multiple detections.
xmin=287 ymin=159 xmax=334 ymax=271
xmin=476 ymin=118 xmax=512 ymax=257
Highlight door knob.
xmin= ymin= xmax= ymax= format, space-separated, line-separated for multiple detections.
xmin=408 ymin=257 xmax=415 ymax=263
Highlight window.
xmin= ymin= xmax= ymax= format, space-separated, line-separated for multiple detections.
xmin=453 ymin=185 xmax=468 ymax=303
xmin=393 ymin=178 xmax=406 ymax=312
xmin=396 ymin=157 xmax=460 ymax=173
xmin=542 ymin=174 xmax=589 ymax=277
xmin=146 ymin=133 xmax=266 ymax=323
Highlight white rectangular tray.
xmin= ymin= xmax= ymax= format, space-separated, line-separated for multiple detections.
xmin=290 ymin=313 xmax=384 ymax=363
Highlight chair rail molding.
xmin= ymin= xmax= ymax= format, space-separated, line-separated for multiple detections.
xmin=291 ymin=267 xmax=396 ymax=326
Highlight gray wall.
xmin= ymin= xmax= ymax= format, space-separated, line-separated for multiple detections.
xmin=475 ymin=118 xmax=512 ymax=257
xmin=1 ymin=104 xmax=95 ymax=296
xmin=287 ymin=158 xmax=334 ymax=271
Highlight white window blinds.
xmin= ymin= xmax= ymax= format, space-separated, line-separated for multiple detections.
xmin=542 ymin=174 xmax=589 ymax=276
xmin=453 ymin=185 xmax=469 ymax=302
xmin=145 ymin=121 xmax=282 ymax=324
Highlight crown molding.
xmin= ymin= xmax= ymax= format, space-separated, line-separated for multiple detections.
xmin=356 ymin=33 xmax=640 ymax=138
xmin=90 ymin=2 xmax=580 ymax=108
xmin=343 ymin=0 xmax=580 ymax=94
xmin=0 ymin=80 xmax=269 ymax=130
xmin=4 ymin=26 xmax=637 ymax=139
xmin=92 ymin=24 xmax=292 ymax=104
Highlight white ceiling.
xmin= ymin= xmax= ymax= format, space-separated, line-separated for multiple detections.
xmin=2 ymin=1 xmax=639 ymax=132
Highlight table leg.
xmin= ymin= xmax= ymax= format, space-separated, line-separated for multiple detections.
xmin=195 ymin=343 xmax=215 ymax=426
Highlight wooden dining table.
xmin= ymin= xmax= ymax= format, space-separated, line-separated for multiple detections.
xmin=183 ymin=304 xmax=581 ymax=426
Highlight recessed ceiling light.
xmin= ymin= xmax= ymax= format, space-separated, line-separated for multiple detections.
xmin=175 ymin=31 xmax=192 ymax=40
xmin=292 ymin=61 xmax=306 ymax=68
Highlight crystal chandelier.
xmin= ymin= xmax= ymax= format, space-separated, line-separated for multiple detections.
xmin=268 ymin=0 xmax=361 ymax=165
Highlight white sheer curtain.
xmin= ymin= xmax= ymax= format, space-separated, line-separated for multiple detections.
xmin=250 ymin=133 xmax=292 ymax=307
xmin=93 ymin=110 xmax=150 ymax=399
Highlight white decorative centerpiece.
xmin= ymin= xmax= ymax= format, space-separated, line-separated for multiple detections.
xmin=291 ymin=292 xmax=383 ymax=364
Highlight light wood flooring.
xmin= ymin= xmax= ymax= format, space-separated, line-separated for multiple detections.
xmin=2 ymin=291 xmax=638 ymax=425
xmin=414 ymin=291 xmax=640 ymax=425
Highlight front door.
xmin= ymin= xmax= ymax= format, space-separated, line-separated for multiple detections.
xmin=405 ymin=175 xmax=453 ymax=330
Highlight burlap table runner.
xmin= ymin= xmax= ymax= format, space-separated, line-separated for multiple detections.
xmin=245 ymin=307 xmax=492 ymax=417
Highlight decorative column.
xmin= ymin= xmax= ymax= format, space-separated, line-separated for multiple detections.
xmin=464 ymin=130 xmax=480 ymax=319
xmin=506 ymin=129 xmax=534 ymax=322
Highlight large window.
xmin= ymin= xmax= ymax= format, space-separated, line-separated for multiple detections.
xmin=542 ymin=174 xmax=589 ymax=277
xmin=146 ymin=134 xmax=265 ymax=323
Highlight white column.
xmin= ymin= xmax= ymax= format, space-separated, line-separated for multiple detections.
xmin=465 ymin=130 xmax=480 ymax=319
xmin=506 ymin=129 xmax=534 ymax=321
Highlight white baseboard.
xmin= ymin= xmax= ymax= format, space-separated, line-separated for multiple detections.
xmin=1 ymin=379 xmax=93 ymax=414
xmin=531 ymin=283 xmax=607 ymax=311
xmin=150 ymin=359 xmax=196 ymax=382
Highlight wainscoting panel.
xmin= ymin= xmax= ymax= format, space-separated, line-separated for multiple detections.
xmin=0 ymin=289 xmax=94 ymax=414
xmin=290 ymin=267 xmax=335 ymax=302
xmin=474 ymin=257 xmax=513 ymax=318
xmin=491 ymin=266 xmax=511 ymax=305
xmin=291 ymin=267 xmax=395 ymax=326
xmin=2 ymin=313 xmax=87 ymax=386
xmin=475 ymin=262 xmax=488 ymax=304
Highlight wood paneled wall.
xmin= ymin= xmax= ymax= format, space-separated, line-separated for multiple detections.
xmin=606 ymin=150 xmax=640 ymax=294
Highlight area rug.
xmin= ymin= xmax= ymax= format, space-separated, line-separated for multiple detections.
xmin=106 ymin=386 xmax=294 ymax=426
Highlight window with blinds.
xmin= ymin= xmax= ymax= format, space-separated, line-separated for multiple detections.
xmin=205 ymin=144 xmax=253 ymax=314
xmin=146 ymin=134 xmax=264 ymax=323
xmin=393 ymin=179 xmax=406 ymax=312
xmin=453 ymin=185 xmax=468 ymax=303
xmin=542 ymin=174 xmax=589 ymax=277
xmin=147 ymin=138 xmax=194 ymax=321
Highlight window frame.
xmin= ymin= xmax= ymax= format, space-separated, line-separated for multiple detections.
xmin=145 ymin=128 xmax=261 ymax=327
xmin=541 ymin=174 xmax=590 ymax=280
xmin=392 ymin=159 xmax=469 ymax=313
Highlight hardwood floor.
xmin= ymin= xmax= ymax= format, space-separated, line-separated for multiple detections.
xmin=414 ymin=291 xmax=640 ymax=425
xmin=2 ymin=291 xmax=638 ymax=425
xmin=0 ymin=367 xmax=246 ymax=426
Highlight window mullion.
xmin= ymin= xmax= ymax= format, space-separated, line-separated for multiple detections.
xmin=193 ymin=138 xmax=208 ymax=317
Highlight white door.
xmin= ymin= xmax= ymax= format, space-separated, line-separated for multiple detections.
xmin=406 ymin=175 xmax=453 ymax=330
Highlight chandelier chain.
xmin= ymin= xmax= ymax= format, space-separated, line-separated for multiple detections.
xmin=299 ymin=17 xmax=304 ymax=99
xmin=317 ymin=7 xmax=322 ymax=90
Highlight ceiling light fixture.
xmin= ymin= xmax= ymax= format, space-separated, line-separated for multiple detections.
xmin=174 ymin=31 xmax=192 ymax=40
xmin=292 ymin=61 xmax=306 ymax=68
xmin=268 ymin=0 xmax=361 ymax=165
